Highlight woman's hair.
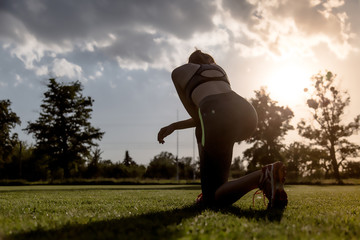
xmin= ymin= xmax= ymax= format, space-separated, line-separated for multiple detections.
xmin=188 ymin=50 xmax=215 ymax=64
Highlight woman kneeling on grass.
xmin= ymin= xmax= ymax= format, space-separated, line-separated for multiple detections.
xmin=158 ymin=50 xmax=287 ymax=209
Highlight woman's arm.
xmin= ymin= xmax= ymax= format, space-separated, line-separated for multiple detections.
xmin=172 ymin=118 xmax=196 ymax=129
xmin=158 ymin=118 xmax=196 ymax=144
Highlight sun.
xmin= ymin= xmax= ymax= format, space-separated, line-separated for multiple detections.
xmin=266 ymin=64 xmax=312 ymax=107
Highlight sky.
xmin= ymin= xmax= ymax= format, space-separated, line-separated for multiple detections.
xmin=0 ymin=0 xmax=359 ymax=165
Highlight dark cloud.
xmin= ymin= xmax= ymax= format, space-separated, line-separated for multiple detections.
xmin=0 ymin=0 xmax=217 ymax=72
xmin=222 ymin=0 xmax=256 ymax=22
xmin=2 ymin=0 xmax=357 ymax=73
xmin=103 ymin=29 xmax=174 ymax=67
xmin=1 ymin=0 xmax=216 ymax=43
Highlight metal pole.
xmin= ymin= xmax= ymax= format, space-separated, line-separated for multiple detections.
xmin=176 ymin=109 xmax=179 ymax=182
xmin=193 ymin=130 xmax=196 ymax=180
xmin=19 ymin=141 xmax=22 ymax=178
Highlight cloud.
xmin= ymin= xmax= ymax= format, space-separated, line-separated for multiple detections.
xmin=0 ymin=0 xmax=217 ymax=73
xmin=88 ymin=62 xmax=104 ymax=80
xmin=0 ymin=81 xmax=8 ymax=87
xmin=14 ymin=74 xmax=23 ymax=87
xmin=0 ymin=0 xmax=358 ymax=80
xmin=51 ymin=58 xmax=83 ymax=80
xmin=222 ymin=0 xmax=358 ymax=59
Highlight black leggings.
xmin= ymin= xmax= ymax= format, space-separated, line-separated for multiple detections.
xmin=196 ymin=91 xmax=258 ymax=205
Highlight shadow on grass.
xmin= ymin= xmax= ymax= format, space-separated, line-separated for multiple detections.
xmin=221 ymin=205 xmax=286 ymax=222
xmin=7 ymin=205 xmax=285 ymax=240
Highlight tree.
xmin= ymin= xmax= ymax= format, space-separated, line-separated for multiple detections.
xmin=123 ymin=150 xmax=137 ymax=166
xmin=0 ymin=100 xmax=21 ymax=174
xmin=284 ymin=142 xmax=328 ymax=181
xmin=178 ymin=157 xmax=195 ymax=179
xmin=25 ymin=78 xmax=104 ymax=179
xmin=120 ymin=150 xmax=147 ymax=178
xmin=298 ymin=71 xmax=360 ymax=184
xmin=230 ymin=156 xmax=246 ymax=178
xmin=8 ymin=141 xmax=40 ymax=180
xmin=86 ymin=147 xmax=103 ymax=178
xmin=244 ymin=87 xmax=294 ymax=172
xmin=344 ymin=161 xmax=360 ymax=178
xmin=145 ymin=152 xmax=176 ymax=179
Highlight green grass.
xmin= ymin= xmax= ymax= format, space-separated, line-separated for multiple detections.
xmin=0 ymin=185 xmax=359 ymax=239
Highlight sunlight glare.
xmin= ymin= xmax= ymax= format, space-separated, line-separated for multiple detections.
xmin=266 ymin=64 xmax=311 ymax=107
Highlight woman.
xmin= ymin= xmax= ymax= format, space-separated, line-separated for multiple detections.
xmin=158 ymin=50 xmax=287 ymax=208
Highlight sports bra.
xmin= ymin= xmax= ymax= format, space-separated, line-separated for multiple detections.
xmin=185 ymin=64 xmax=230 ymax=104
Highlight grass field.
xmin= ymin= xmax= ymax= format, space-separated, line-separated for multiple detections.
xmin=0 ymin=185 xmax=359 ymax=240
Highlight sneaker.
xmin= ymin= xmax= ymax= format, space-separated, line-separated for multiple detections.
xmin=257 ymin=161 xmax=288 ymax=209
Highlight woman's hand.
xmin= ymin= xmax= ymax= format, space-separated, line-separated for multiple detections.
xmin=157 ymin=124 xmax=175 ymax=144
xmin=157 ymin=118 xmax=195 ymax=144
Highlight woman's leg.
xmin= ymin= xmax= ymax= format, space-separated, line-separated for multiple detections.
xmin=197 ymin=118 xmax=261 ymax=206
xmin=199 ymin=143 xmax=232 ymax=205
xmin=214 ymin=170 xmax=261 ymax=206
xmin=197 ymin=92 xmax=260 ymax=207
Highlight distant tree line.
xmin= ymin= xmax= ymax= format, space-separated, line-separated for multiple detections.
xmin=0 ymin=79 xmax=199 ymax=181
xmin=0 ymin=72 xmax=359 ymax=183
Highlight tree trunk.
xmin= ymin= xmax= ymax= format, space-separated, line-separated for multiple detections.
xmin=330 ymin=143 xmax=343 ymax=184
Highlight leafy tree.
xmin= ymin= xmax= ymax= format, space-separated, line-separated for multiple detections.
xmin=298 ymin=71 xmax=360 ymax=184
xmin=123 ymin=150 xmax=137 ymax=166
xmin=1 ymin=141 xmax=33 ymax=180
xmin=0 ymin=100 xmax=21 ymax=174
xmin=97 ymin=160 xmax=123 ymax=178
xmin=284 ymin=142 xmax=328 ymax=181
xmin=230 ymin=156 xmax=246 ymax=178
xmin=344 ymin=161 xmax=360 ymax=178
xmin=86 ymin=147 xmax=103 ymax=178
xmin=178 ymin=157 xmax=195 ymax=179
xmin=8 ymin=141 xmax=47 ymax=181
xmin=283 ymin=142 xmax=306 ymax=180
xmin=25 ymin=78 xmax=104 ymax=179
xmin=145 ymin=152 xmax=176 ymax=179
xmin=97 ymin=160 xmax=145 ymax=179
xmin=244 ymin=87 xmax=294 ymax=172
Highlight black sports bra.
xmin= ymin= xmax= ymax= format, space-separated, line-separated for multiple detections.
xmin=185 ymin=64 xmax=230 ymax=103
